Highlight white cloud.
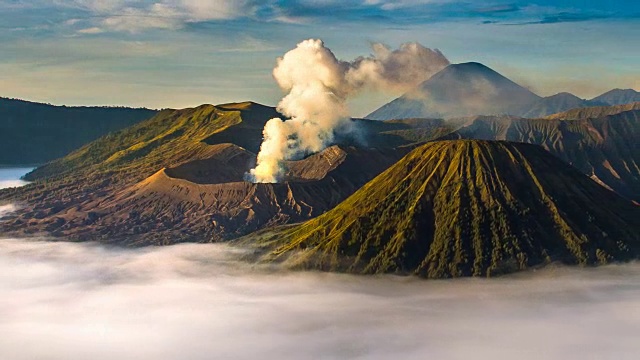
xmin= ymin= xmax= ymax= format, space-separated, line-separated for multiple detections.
xmin=76 ymin=26 xmax=103 ymax=34
xmin=175 ymin=0 xmax=256 ymax=21
xmin=0 ymin=180 xmax=28 ymax=189
xmin=364 ymin=0 xmax=443 ymax=10
xmin=91 ymin=0 xmax=262 ymax=32
xmin=100 ymin=3 xmax=184 ymax=32
xmin=33 ymin=0 xmax=266 ymax=33
xmin=0 ymin=237 xmax=640 ymax=360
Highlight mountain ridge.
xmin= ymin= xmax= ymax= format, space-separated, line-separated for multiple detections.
xmin=519 ymin=92 xmax=607 ymax=118
xmin=367 ymin=63 xmax=639 ymax=120
xmin=2 ymin=102 xmax=639 ymax=245
xmin=593 ymin=89 xmax=640 ymax=105
xmin=545 ymin=102 xmax=640 ymax=120
xmin=245 ymin=140 xmax=640 ymax=278
xmin=0 ymin=97 xmax=157 ymax=165
xmin=443 ymin=109 xmax=640 ymax=202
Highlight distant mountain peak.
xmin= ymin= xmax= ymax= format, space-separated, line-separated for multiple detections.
xmin=426 ymin=61 xmax=517 ymax=82
xmin=517 ymin=91 xmax=608 ymax=118
xmin=367 ymin=62 xmax=540 ymax=120
xmin=451 ymin=61 xmax=498 ymax=70
xmin=592 ymin=88 xmax=640 ymax=106
xmin=550 ymin=92 xmax=582 ymax=99
xmin=603 ymin=88 xmax=637 ymax=94
xmin=546 ymin=101 xmax=640 ymax=120
xmin=442 ymin=61 xmax=494 ymax=72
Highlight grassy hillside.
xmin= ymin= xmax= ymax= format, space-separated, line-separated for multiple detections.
xmin=2 ymin=101 xmax=639 ymax=245
xmin=0 ymin=97 xmax=156 ymax=165
xmin=0 ymin=102 xmax=279 ymax=236
xmin=248 ymin=140 xmax=640 ymax=278
xmin=0 ymin=103 xmax=422 ymax=244
xmin=25 ymin=101 xmax=277 ymax=182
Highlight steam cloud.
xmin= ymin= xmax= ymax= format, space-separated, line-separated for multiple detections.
xmin=1 ymin=237 xmax=640 ymax=360
xmin=248 ymin=39 xmax=449 ymax=183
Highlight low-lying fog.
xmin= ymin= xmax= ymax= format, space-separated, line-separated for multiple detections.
xmin=1 ymin=237 xmax=639 ymax=360
xmin=0 ymin=167 xmax=32 ymax=189
xmin=1 ymin=168 xmax=638 ymax=359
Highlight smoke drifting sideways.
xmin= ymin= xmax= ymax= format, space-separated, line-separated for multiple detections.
xmin=248 ymin=39 xmax=449 ymax=183
xmin=1 ymin=236 xmax=640 ymax=360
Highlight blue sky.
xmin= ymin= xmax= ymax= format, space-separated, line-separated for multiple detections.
xmin=0 ymin=0 xmax=638 ymax=115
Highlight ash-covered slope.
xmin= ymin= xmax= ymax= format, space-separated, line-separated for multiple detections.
xmin=0 ymin=101 xmax=442 ymax=244
xmin=0 ymin=97 xmax=156 ymax=165
xmin=249 ymin=141 xmax=640 ymax=278
xmin=367 ymin=62 xmax=540 ymax=120
xmin=0 ymin=144 xmax=409 ymax=244
xmin=3 ymin=100 xmax=640 ymax=244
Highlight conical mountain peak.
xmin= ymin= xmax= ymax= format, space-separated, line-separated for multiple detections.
xmin=250 ymin=140 xmax=640 ymax=278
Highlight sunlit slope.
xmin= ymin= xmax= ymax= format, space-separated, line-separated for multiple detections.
xmin=0 ymin=102 xmax=280 ymax=241
xmin=251 ymin=140 xmax=640 ymax=278
xmin=0 ymin=101 xmax=443 ymax=244
xmin=25 ymin=102 xmax=278 ymax=181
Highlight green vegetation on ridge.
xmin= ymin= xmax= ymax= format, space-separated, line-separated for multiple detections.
xmin=249 ymin=140 xmax=640 ymax=278
xmin=2 ymin=101 xmax=639 ymax=249
xmin=25 ymin=102 xmax=277 ymax=182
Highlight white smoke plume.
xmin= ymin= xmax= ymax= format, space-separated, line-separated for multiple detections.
xmin=248 ymin=39 xmax=449 ymax=183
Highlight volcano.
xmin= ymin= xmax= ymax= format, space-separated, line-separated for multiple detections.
xmin=248 ymin=140 xmax=640 ymax=278
xmin=366 ymin=62 xmax=541 ymax=120
xmin=2 ymin=101 xmax=639 ymax=245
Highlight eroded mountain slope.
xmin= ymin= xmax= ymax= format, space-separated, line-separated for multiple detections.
xmin=248 ymin=141 xmax=640 ymax=278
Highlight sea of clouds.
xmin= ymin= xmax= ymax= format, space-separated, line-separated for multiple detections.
xmin=1 ymin=167 xmax=639 ymax=359
xmin=0 ymin=236 xmax=639 ymax=360
xmin=0 ymin=167 xmax=31 ymax=190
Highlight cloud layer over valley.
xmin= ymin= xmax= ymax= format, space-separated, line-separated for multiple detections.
xmin=1 ymin=237 xmax=639 ymax=360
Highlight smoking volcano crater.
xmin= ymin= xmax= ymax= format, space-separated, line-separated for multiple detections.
xmin=248 ymin=38 xmax=450 ymax=183
xmin=13 ymin=142 xmax=409 ymax=246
